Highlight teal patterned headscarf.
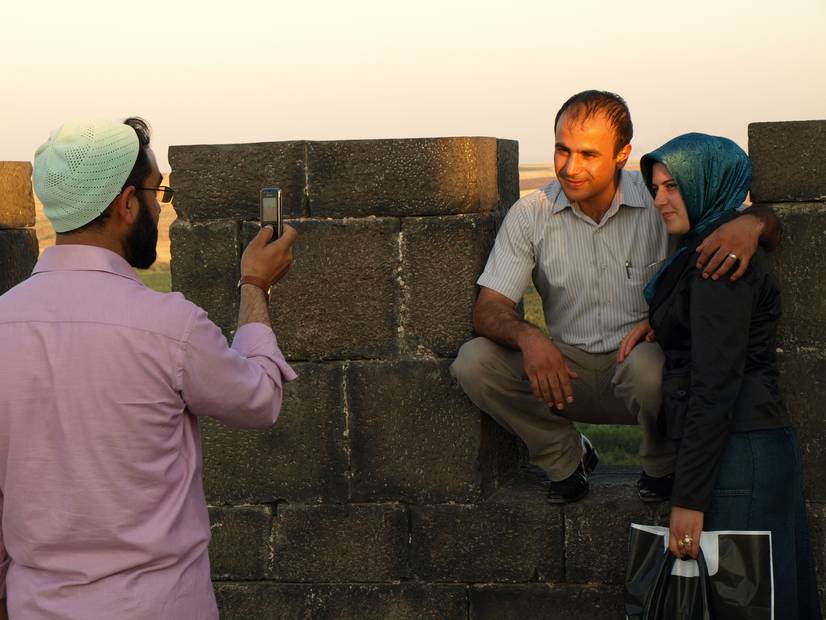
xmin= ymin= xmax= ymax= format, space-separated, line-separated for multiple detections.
xmin=640 ymin=133 xmax=752 ymax=303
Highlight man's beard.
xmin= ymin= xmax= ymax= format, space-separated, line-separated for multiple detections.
xmin=125 ymin=194 xmax=158 ymax=269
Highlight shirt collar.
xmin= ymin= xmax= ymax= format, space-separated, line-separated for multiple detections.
xmin=550 ymin=169 xmax=649 ymax=215
xmin=33 ymin=245 xmax=143 ymax=284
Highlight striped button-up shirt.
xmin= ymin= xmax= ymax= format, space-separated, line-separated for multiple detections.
xmin=478 ymin=170 xmax=669 ymax=354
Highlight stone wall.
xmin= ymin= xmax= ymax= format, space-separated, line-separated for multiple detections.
xmin=749 ymin=120 xmax=826 ymax=613
xmin=162 ymin=124 xmax=826 ymax=619
xmin=0 ymin=125 xmax=822 ymax=617
xmin=0 ymin=162 xmax=38 ymax=295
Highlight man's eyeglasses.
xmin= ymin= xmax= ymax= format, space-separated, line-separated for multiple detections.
xmin=136 ymin=186 xmax=175 ymax=204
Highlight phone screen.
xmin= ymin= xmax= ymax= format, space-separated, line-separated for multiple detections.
xmin=260 ymin=188 xmax=282 ymax=238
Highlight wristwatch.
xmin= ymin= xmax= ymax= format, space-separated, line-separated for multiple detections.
xmin=237 ymin=275 xmax=271 ymax=300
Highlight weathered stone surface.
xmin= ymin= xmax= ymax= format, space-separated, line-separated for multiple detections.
xmin=564 ymin=469 xmax=667 ymax=584
xmin=202 ymin=362 xmax=348 ymax=503
xmin=0 ymin=162 xmax=35 ymax=228
xmin=169 ymin=141 xmax=307 ymax=221
xmin=214 ymin=583 xmax=467 ymax=620
xmin=273 ymin=503 xmax=408 ymax=582
xmin=411 ymin=481 xmax=563 ymax=582
xmin=348 ymin=359 xmax=503 ymax=503
xmin=401 ymin=214 xmax=494 ymax=356
xmin=778 ymin=350 xmax=826 ymax=502
xmin=169 ymin=219 xmax=240 ymax=338
xmin=749 ymin=121 xmax=826 ymax=203
xmin=806 ymin=503 xmax=826 ymax=586
xmin=806 ymin=502 xmax=826 ymax=613
xmin=470 ymin=584 xmax=624 ymax=620
xmin=241 ymin=218 xmax=401 ymax=361
xmin=208 ymin=505 xmax=272 ymax=579
xmin=0 ymin=229 xmax=38 ymax=295
xmin=307 ymin=137 xmax=518 ymax=217
xmin=767 ymin=203 xmax=826 ymax=349
xmin=497 ymin=139 xmax=520 ymax=211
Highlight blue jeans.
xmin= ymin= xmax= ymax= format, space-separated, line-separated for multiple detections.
xmin=705 ymin=427 xmax=822 ymax=620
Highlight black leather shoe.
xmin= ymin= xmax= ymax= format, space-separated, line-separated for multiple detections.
xmin=546 ymin=434 xmax=599 ymax=504
xmin=637 ymin=472 xmax=674 ymax=503
xmin=546 ymin=464 xmax=589 ymax=503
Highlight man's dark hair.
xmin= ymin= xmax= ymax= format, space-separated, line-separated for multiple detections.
xmin=69 ymin=117 xmax=152 ymax=232
xmin=554 ymin=90 xmax=633 ymax=155
xmin=121 ymin=117 xmax=153 ymax=190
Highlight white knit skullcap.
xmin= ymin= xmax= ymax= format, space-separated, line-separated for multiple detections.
xmin=33 ymin=120 xmax=139 ymax=232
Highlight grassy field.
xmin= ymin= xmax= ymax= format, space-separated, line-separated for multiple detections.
xmin=136 ymin=262 xmax=171 ymax=292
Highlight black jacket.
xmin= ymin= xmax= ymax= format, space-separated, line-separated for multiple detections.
xmin=649 ymin=242 xmax=789 ymax=512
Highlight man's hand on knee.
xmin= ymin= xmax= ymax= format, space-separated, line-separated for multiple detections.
xmin=518 ymin=332 xmax=578 ymax=410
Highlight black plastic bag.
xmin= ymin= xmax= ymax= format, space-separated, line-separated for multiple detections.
xmin=642 ymin=547 xmax=713 ymax=619
xmin=625 ymin=524 xmax=773 ymax=620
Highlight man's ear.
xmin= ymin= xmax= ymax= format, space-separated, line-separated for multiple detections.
xmin=112 ymin=186 xmax=139 ymax=227
xmin=616 ymin=143 xmax=632 ymax=169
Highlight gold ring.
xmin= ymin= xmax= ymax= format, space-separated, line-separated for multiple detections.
xmin=680 ymin=534 xmax=693 ymax=548
xmin=728 ymin=253 xmax=738 ymax=260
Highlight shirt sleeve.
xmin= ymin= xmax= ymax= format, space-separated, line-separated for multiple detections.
xmin=179 ymin=307 xmax=298 ymax=429
xmin=476 ymin=198 xmax=536 ymax=303
xmin=0 ymin=489 xmax=7 ymax=599
xmin=671 ymin=272 xmax=754 ymax=512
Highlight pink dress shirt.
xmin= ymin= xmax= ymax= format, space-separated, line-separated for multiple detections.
xmin=0 ymin=245 xmax=296 ymax=619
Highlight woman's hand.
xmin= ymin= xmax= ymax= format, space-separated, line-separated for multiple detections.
xmin=669 ymin=506 xmax=704 ymax=559
xmin=617 ymin=319 xmax=656 ymax=363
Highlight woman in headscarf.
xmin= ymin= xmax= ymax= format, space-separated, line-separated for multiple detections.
xmin=639 ymin=133 xmax=821 ymax=619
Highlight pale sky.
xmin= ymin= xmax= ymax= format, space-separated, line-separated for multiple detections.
xmin=2 ymin=0 xmax=824 ymax=171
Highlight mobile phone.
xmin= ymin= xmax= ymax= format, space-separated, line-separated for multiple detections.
xmin=259 ymin=188 xmax=283 ymax=239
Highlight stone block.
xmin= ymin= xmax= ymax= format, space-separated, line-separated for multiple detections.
xmin=202 ymin=362 xmax=348 ymax=503
xmin=348 ymin=359 xmax=505 ymax=503
xmin=401 ymin=214 xmax=494 ymax=356
xmin=241 ymin=218 xmax=401 ymax=361
xmin=214 ymin=583 xmax=467 ymax=620
xmin=168 ymin=141 xmax=307 ymax=221
xmin=273 ymin=503 xmax=408 ymax=582
xmin=169 ymin=219 xmax=240 ymax=338
xmin=411 ymin=482 xmax=563 ymax=582
xmin=0 ymin=162 xmax=35 ymax=228
xmin=767 ymin=203 xmax=826 ymax=349
xmin=307 ymin=137 xmax=519 ymax=217
xmin=564 ymin=469 xmax=667 ymax=584
xmin=806 ymin=503 xmax=826 ymax=586
xmin=0 ymin=229 xmax=38 ymax=295
xmin=208 ymin=505 xmax=272 ymax=579
xmin=749 ymin=121 xmax=826 ymax=203
xmin=778 ymin=350 xmax=826 ymax=502
xmin=497 ymin=139 xmax=520 ymax=211
xmin=469 ymin=584 xmax=624 ymax=620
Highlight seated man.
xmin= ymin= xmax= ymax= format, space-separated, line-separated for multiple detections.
xmin=451 ymin=90 xmax=779 ymax=503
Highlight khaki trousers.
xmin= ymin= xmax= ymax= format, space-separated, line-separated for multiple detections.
xmin=450 ymin=337 xmax=676 ymax=481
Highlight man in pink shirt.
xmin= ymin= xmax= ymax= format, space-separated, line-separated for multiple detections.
xmin=0 ymin=118 xmax=298 ymax=619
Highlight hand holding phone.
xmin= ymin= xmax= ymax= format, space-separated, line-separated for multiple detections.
xmin=240 ymin=223 xmax=298 ymax=290
xmin=260 ymin=187 xmax=283 ymax=239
